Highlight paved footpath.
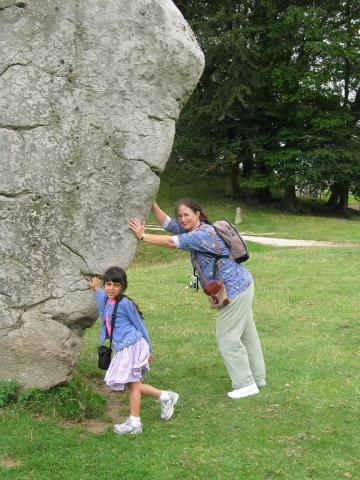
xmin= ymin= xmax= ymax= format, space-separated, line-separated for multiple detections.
xmin=145 ymin=225 xmax=356 ymax=247
xmin=243 ymin=235 xmax=355 ymax=247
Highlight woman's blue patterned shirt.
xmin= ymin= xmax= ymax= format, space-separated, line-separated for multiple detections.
xmin=163 ymin=216 xmax=253 ymax=299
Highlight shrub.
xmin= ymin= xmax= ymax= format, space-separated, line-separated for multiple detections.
xmin=0 ymin=380 xmax=20 ymax=407
xmin=7 ymin=374 xmax=106 ymax=421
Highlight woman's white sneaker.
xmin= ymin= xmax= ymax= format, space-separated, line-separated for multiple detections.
xmin=256 ymin=379 xmax=266 ymax=388
xmin=227 ymin=383 xmax=259 ymax=399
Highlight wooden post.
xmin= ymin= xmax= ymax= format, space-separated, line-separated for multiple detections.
xmin=235 ymin=207 xmax=242 ymax=224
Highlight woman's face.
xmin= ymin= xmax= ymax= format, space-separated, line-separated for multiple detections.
xmin=177 ymin=204 xmax=201 ymax=231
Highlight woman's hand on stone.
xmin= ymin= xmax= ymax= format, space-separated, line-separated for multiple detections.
xmin=129 ymin=217 xmax=145 ymax=240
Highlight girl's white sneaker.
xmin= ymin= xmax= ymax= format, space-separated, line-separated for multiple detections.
xmin=160 ymin=391 xmax=179 ymax=420
xmin=227 ymin=383 xmax=259 ymax=399
xmin=113 ymin=418 xmax=142 ymax=435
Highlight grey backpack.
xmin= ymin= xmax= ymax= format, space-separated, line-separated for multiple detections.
xmin=197 ymin=221 xmax=249 ymax=263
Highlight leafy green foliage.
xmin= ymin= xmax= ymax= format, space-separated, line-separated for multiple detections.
xmin=0 ymin=374 xmax=106 ymax=421
xmin=18 ymin=374 xmax=106 ymax=421
xmin=172 ymin=1 xmax=360 ymax=209
xmin=262 ymin=1 xmax=360 ymax=205
xmin=0 ymin=380 xmax=19 ymax=407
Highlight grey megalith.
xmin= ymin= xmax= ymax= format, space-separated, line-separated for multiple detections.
xmin=0 ymin=0 xmax=204 ymax=389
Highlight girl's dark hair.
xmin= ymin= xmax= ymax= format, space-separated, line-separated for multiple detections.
xmin=174 ymin=198 xmax=210 ymax=223
xmin=103 ymin=266 xmax=143 ymax=318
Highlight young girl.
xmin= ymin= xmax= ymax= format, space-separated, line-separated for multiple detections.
xmin=90 ymin=266 xmax=179 ymax=435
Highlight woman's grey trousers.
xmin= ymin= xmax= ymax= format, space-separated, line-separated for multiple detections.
xmin=216 ymin=282 xmax=265 ymax=389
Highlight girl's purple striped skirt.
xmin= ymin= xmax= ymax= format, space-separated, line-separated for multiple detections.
xmin=104 ymin=337 xmax=150 ymax=391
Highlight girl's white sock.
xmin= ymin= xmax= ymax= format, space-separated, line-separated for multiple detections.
xmin=129 ymin=415 xmax=141 ymax=426
xmin=159 ymin=391 xmax=170 ymax=401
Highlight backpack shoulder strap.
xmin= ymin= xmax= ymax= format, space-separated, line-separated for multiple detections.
xmin=212 ymin=221 xmax=235 ymax=260
xmin=192 ymin=224 xmax=224 ymax=281
xmin=191 ymin=223 xmax=230 ymax=259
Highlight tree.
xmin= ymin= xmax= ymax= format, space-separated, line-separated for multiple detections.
xmin=172 ymin=1 xmax=265 ymax=198
xmin=173 ymin=1 xmax=360 ymax=210
xmin=262 ymin=1 xmax=360 ymax=210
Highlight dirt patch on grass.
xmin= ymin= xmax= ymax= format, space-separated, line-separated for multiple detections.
xmin=59 ymin=384 xmax=125 ymax=434
xmin=0 ymin=455 xmax=22 ymax=468
xmin=85 ymin=386 xmax=123 ymax=434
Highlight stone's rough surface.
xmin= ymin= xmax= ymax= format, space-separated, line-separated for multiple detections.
xmin=0 ymin=0 xmax=204 ymax=389
xmin=1 ymin=320 xmax=83 ymax=391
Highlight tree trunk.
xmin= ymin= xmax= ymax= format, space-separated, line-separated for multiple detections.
xmin=337 ymin=186 xmax=349 ymax=211
xmin=254 ymin=186 xmax=272 ymax=203
xmin=325 ymin=182 xmax=349 ymax=211
xmin=242 ymin=155 xmax=254 ymax=177
xmin=225 ymin=176 xmax=232 ymax=196
xmin=225 ymin=164 xmax=241 ymax=198
xmin=280 ymin=181 xmax=298 ymax=210
xmin=250 ymin=158 xmax=272 ymax=203
xmin=351 ymin=86 xmax=360 ymax=118
xmin=231 ymin=164 xmax=241 ymax=198
xmin=325 ymin=183 xmax=341 ymax=209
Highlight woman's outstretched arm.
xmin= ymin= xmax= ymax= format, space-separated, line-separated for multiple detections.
xmin=129 ymin=216 xmax=176 ymax=248
xmin=151 ymin=201 xmax=168 ymax=225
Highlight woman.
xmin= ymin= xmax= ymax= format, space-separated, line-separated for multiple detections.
xmin=129 ymin=199 xmax=266 ymax=399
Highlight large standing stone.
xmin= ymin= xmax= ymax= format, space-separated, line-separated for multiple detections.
xmin=0 ymin=0 xmax=204 ymax=389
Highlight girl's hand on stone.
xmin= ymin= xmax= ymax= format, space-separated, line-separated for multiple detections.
xmin=89 ymin=277 xmax=100 ymax=290
xmin=148 ymin=353 xmax=154 ymax=363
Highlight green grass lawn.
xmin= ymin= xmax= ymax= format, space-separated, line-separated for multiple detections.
xmin=1 ymin=179 xmax=359 ymax=480
xmin=149 ymin=175 xmax=360 ymax=243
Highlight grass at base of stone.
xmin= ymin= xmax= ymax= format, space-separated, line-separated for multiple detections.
xmin=0 ymin=373 xmax=106 ymax=422
xmin=1 ymin=244 xmax=359 ymax=480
